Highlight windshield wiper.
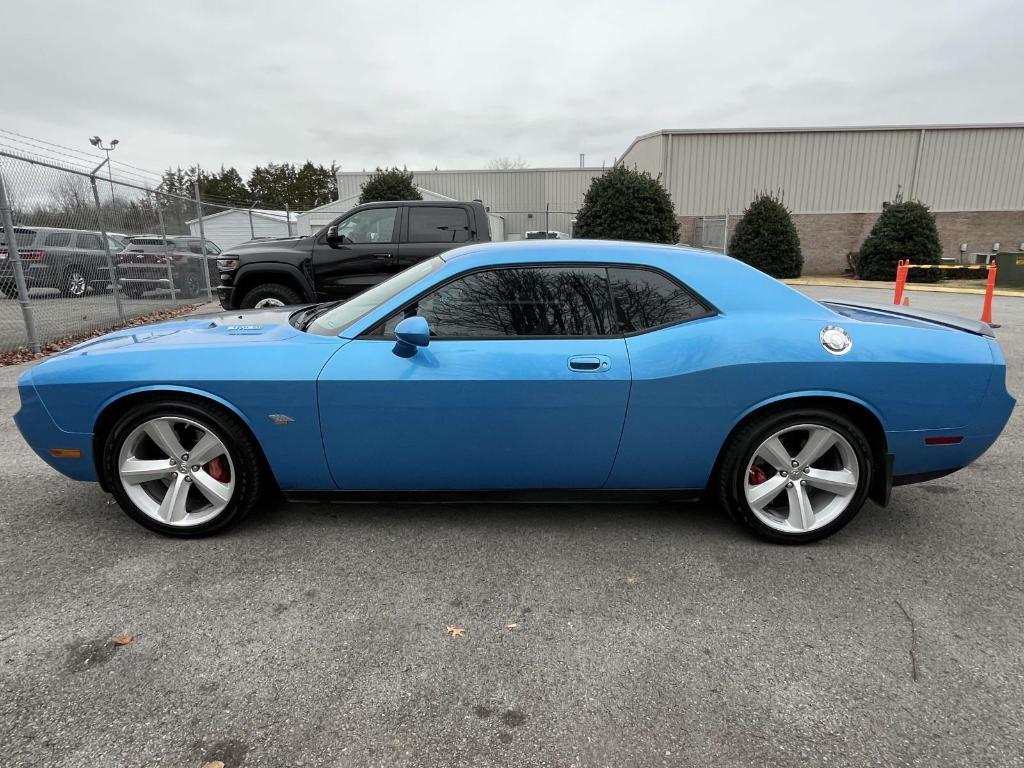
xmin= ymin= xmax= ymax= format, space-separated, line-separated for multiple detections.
xmin=297 ymin=300 xmax=346 ymax=331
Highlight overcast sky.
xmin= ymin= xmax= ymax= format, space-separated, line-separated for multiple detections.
xmin=2 ymin=0 xmax=1021 ymax=181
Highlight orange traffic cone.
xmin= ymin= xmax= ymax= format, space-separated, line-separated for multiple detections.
xmin=902 ymin=297 xmax=910 ymax=306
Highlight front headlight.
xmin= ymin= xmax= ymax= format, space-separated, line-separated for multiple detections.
xmin=217 ymin=257 xmax=239 ymax=271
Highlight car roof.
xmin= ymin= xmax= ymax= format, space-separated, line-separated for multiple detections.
xmin=436 ymin=239 xmax=827 ymax=316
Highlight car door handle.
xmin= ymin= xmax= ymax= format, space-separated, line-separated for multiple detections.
xmin=372 ymin=252 xmax=394 ymax=261
xmin=568 ymin=355 xmax=611 ymax=372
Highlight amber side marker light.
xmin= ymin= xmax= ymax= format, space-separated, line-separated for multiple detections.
xmin=924 ymin=436 xmax=963 ymax=446
xmin=48 ymin=448 xmax=82 ymax=458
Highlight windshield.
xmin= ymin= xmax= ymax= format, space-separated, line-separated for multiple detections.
xmin=305 ymin=256 xmax=445 ymax=336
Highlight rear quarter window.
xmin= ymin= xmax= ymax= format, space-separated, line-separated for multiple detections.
xmin=408 ymin=207 xmax=471 ymax=244
xmin=608 ymin=267 xmax=712 ymax=332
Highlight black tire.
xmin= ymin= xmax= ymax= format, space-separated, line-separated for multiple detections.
xmin=101 ymin=398 xmax=267 ymax=537
xmin=717 ymin=408 xmax=873 ymax=544
xmin=123 ymin=284 xmax=145 ymax=299
xmin=179 ymin=270 xmax=201 ymax=299
xmin=239 ymin=282 xmax=303 ymax=309
xmin=61 ymin=266 xmax=88 ymax=298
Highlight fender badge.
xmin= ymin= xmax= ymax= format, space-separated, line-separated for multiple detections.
xmin=820 ymin=325 xmax=853 ymax=356
xmin=227 ymin=324 xmax=263 ymax=331
xmin=268 ymin=414 xmax=295 ymax=425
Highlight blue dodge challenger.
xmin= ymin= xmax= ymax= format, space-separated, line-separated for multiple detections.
xmin=14 ymin=240 xmax=1015 ymax=543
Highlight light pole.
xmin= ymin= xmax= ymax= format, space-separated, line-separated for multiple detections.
xmin=89 ymin=135 xmax=119 ymax=202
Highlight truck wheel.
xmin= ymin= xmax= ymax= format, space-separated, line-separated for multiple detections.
xmin=240 ymin=283 xmax=303 ymax=309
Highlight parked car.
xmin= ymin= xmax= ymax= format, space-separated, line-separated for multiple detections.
xmin=0 ymin=226 xmax=124 ymax=298
xmin=115 ymin=236 xmax=221 ymax=299
xmin=14 ymin=240 xmax=1015 ymax=542
xmin=216 ymin=200 xmax=494 ymax=309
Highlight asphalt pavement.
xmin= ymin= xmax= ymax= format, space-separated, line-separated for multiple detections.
xmin=0 ymin=285 xmax=1021 ymax=767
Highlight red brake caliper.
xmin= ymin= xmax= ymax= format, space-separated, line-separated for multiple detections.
xmin=205 ymin=455 xmax=229 ymax=483
xmin=748 ymin=464 xmax=768 ymax=485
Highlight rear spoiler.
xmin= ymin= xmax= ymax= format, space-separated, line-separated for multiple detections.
xmin=823 ymin=300 xmax=995 ymax=338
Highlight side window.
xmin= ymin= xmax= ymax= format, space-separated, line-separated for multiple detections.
xmin=75 ymin=233 xmax=102 ymax=250
xmin=336 ymin=208 xmax=397 ymax=244
xmin=186 ymin=240 xmax=204 ymax=254
xmin=45 ymin=232 xmax=74 ymax=247
xmin=607 ymin=267 xmax=710 ymax=332
xmin=408 ymin=207 xmax=471 ymax=244
xmin=204 ymin=242 xmax=221 ymax=255
xmin=381 ymin=266 xmax=616 ymax=338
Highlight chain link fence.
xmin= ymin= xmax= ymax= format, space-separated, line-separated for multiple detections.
xmin=0 ymin=151 xmax=290 ymax=356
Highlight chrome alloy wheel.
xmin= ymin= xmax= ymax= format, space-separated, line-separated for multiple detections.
xmin=117 ymin=416 xmax=235 ymax=527
xmin=67 ymin=270 xmax=87 ymax=296
xmin=743 ymin=424 xmax=859 ymax=534
xmin=253 ymin=297 xmax=285 ymax=308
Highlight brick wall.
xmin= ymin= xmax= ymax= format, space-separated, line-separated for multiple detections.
xmin=679 ymin=210 xmax=1024 ymax=275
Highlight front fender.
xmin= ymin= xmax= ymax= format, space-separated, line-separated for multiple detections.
xmin=234 ymin=262 xmax=315 ymax=301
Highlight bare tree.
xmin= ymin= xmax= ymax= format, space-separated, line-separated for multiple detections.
xmin=487 ymin=156 xmax=529 ymax=170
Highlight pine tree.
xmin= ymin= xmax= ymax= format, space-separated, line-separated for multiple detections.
xmin=729 ymin=192 xmax=803 ymax=278
xmin=358 ymin=167 xmax=421 ymax=204
xmin=573 ymin=166 xmax=679 ymax=243
xmin=858 ymin=195 xmax=942 ymax=282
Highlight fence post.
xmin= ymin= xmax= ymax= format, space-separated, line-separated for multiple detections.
xmin=545 ymin=202 xmax=550 ymax=235
xmin=89 ymin=172 xmax=125 ymax=322
xmin=248 ymin=203 xmax=255 ymax=239
xmin=192 ymin=178 xmax=213 ymax=303
xmin=723 ymin=210 xmax=730 ymax=255
xmin=0 ymin=170 xmax=41 ymax=353
xmin=153 ymin=193 xmax=177 ymax=303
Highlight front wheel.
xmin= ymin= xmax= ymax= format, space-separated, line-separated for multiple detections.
xmin=717 ymin=409 xmax=873 ymax=544
xmin=102 ymin=399 xmax=266 ymax=536
xmin=240 ymin=283 xmax=303 ymax=309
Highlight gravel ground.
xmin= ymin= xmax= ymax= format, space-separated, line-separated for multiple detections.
xmin=0 ymin=286 xmax=1021 ymax=768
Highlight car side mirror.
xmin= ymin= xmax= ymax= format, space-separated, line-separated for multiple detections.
xmin=393 ymin=316 xmax=430 ymax=358
xmin=326 ymin=224 xmax=341 ymax=246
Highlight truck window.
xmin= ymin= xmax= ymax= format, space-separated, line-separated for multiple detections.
xmin=408 ymin=207 xmax=471 ymax=244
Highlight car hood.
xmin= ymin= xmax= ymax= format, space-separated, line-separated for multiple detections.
xmin=56 ymin=306 xmax=311 ymax=357
xmin=228 ymin=236 xmax=310 ymax=253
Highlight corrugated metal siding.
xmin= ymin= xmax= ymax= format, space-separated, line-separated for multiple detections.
xmin=655 ymin=127 xmax=1024 ymax=215
xmin=619 ymin=134 xmax=665 ymax=176
xmin=914 ymin=128 xmax=1024 ymax=211
xmin=188 ymin=211 xmax=290 ymax=251
xmin=335 ymin=168 xmax=603 ymax=237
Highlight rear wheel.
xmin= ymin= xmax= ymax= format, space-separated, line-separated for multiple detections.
xmin=717 ymin=409 xmax=873 ymax=544
xmin=102 ymin=399 xmax=266 ymax=536
xmin=61 ymin=266 xmax=88 ymax=298
xmin=240 ymin=282 xmax=303 ymax=309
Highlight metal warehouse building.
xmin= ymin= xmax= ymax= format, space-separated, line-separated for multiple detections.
xmin=620 ymin=123 xmax=1024 ymax=273
xmin=333 ymin=123 xmax=1023 ymax=273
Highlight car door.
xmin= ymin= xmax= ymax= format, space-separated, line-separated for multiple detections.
xmin=317 ymin=264 xmax=631 ymax=490
xmin=398 ymin=204 xmax=474 ymax=269
xmin=311 ymin=205 xmax=402 ymax=300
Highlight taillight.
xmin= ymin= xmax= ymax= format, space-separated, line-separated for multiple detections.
xmin=19 ymin=250 xmax=46 ymax=261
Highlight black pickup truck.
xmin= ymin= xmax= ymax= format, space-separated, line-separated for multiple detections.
xmin=216 ymin=200 xmax=494 ymax=309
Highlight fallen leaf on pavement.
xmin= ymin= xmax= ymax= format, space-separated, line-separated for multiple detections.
xmin=624 ymin=575 xmax=642 ymax=586
xmin=202 ymin=761 xmax=225 ymax=768
xmin=111 ymin=635 xmax=134 ymax=645
xmin=446 ymin=625 xmax=465 ymax=637
xmin=505 ymin=623 xmax=519 ymax=631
